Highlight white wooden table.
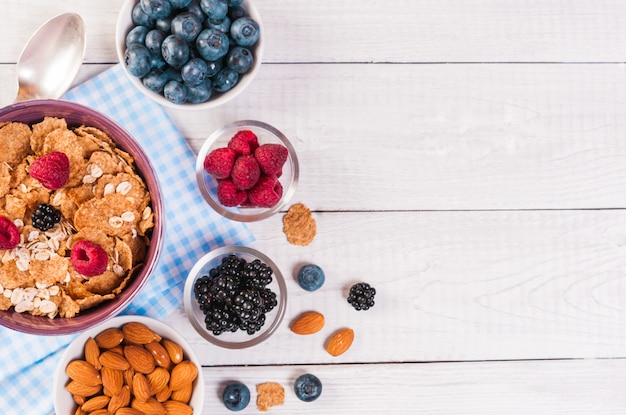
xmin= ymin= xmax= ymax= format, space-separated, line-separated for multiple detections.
xmin=3 ymin=1 xmax=626 ymax=413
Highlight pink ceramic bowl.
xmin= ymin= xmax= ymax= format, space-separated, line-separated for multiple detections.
xmin=0 ymin=99 xmax=164 ymax=335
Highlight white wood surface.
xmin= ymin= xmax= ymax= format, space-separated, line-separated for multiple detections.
xmin=3 ymin=0 xmax=626 ymax=413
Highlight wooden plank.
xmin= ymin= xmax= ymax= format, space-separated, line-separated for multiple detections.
xmin=165 ymin=210 xmax=626 ymax=365
xmin=2 ymin=1 xmax=626 ymax=63
xmin=197 ymin=359 xmax=626 ymax=414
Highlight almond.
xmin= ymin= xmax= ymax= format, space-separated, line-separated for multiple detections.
xmin=161 ymin=339 xmax=183 ymax=364
xmin=145 ymin=340 xmax=171 ymax=368
xmin=290 ymin=311 xmax=325 ymax=335
xmin=169 ymin=361 xmax=198 ymax=391
xmin=326 ymin=328 xmax=355 ymax=356
xmin=86 ymin=410 xmax=109 ymax=415
xmin=101 ymin=366 xmax=124 ymax=396
xmin=170 ymin=382 xmax=192 ymax=404
xmin=122 ymin=321 xmax=161 ymax=344
xmin=124 ymin=345 xmax=156 ymax=374
xmin=100 ymin=350 xmax=131 ymax=371
xmin=81 ymin=395 xmax=110 ymax=412
xmin=124 ymin=368 xmax=135 ymax=393
xmin=133 ymin=373 xmax=152 ymax=403
xmin=131 ymin=397 xmax=166 ymax=415
xmin=155 ymin=386 xmax=172 ymax=402
xmin=66 ymin=380 xmax=102 ymax=397
xmin=115 ymin=408 xmax=145 ymax=415
xmin=147 ymin=367 xmax=170 ymax=395
xmin=108 ymin=385 xmax=131 ymax=414
xmin=95 ymin=328 xmax=124 ymax=349
xmin=163 ymin=400 xmax=193 ymax=415
xmin=84 ymin=337 xmax=102 ymax=369
xmin=66 ymin=360 xmax=102 ymax=386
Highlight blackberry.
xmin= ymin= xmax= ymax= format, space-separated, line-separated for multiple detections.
xmin=31 ymin=203 xmax=61 ymax=231
xmin=193 ymin=254 xmax=278 ymax=336
xmin=347 ymin=282 xmax=376 ymax=311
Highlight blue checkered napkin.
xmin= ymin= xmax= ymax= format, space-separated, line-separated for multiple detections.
xmin=0 ymin=63 xmax=254 ymax=415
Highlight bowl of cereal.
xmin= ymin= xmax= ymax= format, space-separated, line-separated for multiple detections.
xmin=184 ymin=245 xmax=287 ymax=349
xmin=0 ymin=99 xmax=163 ymax=335
xmin=53 ymin=315 xmax=203 ymax=414
xmin=116 ymin=0 xmax=263 ymax=108
xmin=196 ymin=120 xmax=299 ymax=222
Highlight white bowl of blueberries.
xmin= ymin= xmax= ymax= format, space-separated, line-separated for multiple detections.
xmin=116 ymin=0 xmax=263 ymax=108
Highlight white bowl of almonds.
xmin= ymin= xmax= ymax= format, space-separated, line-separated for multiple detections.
xmin=53 ymin=315 xmax=204 ymax=415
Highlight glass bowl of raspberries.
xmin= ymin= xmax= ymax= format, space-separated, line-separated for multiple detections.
xmin=183 ymin=245 xmax=287 ymax=349
xmin=196 ymin=120 xmax=299 ymax=222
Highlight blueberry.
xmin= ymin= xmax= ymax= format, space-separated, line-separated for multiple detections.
xmin=185 ymin=1 xmax=206 ymax=20
xmin=222 ymin=382 xmax=250 ymax=411
xmin=226 ymin=46 xmax=253 ymax=73
xmin=124 ymin=44 xmax=152 ymax=78
xmin=171 ymin=12 xmax=203 ymax=42
xmin=140 ymin=0 xmax=172 ymax=20
xmin=142 ymin=68 xmax=169 ymax=92
xmin=297 ymin=264 xmax=325 ymax=291
xmin=211 ymin=67 xmax=239 ymax=92
xmin=228 ymin=5 xmax=247 ymax=21
xmin=163 ymin=80 xmax=188 ymax=104
xmin=205 ymin=16 xmax=231 ymax=33
xmin=155 ymin=15 xmax=173 ymax=32
xmin=181 ymin=58 xmax=208 ymax=86
xmin=145 ymin=29 xmax=167 ymax=55
xmin=161 ymin=34 xmax=190 ymax=69
xmin=294 ymin=374 xmax=322 ymax=402
xmin=132 ymin=2 xmax=155 ymax=27
xmin=200 ymin=0 xmax=229 ymax=21
xmin=169 ymin=0 xmax=193 ymax=8
xmin=196 ymin=28 xmax=229 ymax=61
xmin=230 ymin=17 xmax=260 ymax=47
xmin=164 ymin=66 xmax=183 ymax=82
xmin=186 ymin=79 xmax=213 ymax=103
xmin=205 ymin=59 xmax=223 ymax=77
xmin=126 ymin=25 xmax=149 ymax=47
xmin=149 ymin=52 xmax=167 ymax=69
xmin=227 ymin=0 xmax=244 ymax=6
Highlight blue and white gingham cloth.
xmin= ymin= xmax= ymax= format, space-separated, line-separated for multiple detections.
xmin=0 ymin=63 xmax=254 ymax=415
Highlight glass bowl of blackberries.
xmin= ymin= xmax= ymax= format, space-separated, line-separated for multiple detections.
xmin=184 ymin=245 xmax=287 ymax=349
xmin=116 ymin=0 xmax=263 ymax=109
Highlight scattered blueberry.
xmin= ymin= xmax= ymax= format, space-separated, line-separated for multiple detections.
xmin=347 ymin=282 xmax=376 ymax=311
xmin=124 ymin=43 xmax=152 ymax=78
xmin=212 ymin=67 xmax=239 ymax=92
xmin=161 ymin=34 xmax=190 ymax=68
xmin=195 ymin=28 xmax=229 ymax=61
xmin=226 ymin=46 xmax=253 ymax=73
xmin=222 ymin=382 xmax=250 ymax=411
xmin=230 ymin=17 xmax=260 ymax=47
xmin=294 ymin=374 xmax=322 ymax=402
xmin=297 ymin=264 xmax=325 ymax=291
xmin=170 ymin=11 xmax=203 ymax=42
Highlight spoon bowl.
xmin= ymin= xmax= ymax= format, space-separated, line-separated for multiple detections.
xmin=15 ymin=13 xmax=86 ymax=102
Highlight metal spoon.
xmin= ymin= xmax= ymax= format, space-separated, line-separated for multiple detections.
xmin=14 ymin=13 xmax=86 ymax=102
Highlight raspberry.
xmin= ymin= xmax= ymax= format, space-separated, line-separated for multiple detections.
xmin=217 ymin=179 xmax=247 ymax=207
xmin=71 ymin=240 xmax=109 ymax=277
xmin=254 ymin=144 xmax=288 ymax=176
xmin=227 ymin=130 xmax=259 ymax=155
xmin=231 ymin=155 xmax=260 ymax=190
xmin=248 ymin=175 xmax=283 ymax=208
xmin=29 ymin=151 xmax=70 ymax=190
xmin=0 ymin=216 xmax=20 ymax=250
xmin=203 ymin=147 xmax=236 ymax=179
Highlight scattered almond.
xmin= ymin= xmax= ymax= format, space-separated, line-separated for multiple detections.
xmin=326 ymin=328 xmax=355 ymax=356
xmin=290 ymin=311 xmax=325 ymax=335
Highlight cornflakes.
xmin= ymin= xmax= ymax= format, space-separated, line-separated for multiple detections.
xmin=0 ymin=117 xmax=154 ymax=319
xmin=283 ymin=203 xmax=317 ymax=246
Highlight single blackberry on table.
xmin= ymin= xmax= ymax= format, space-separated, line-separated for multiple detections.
xmin=31 ymin=203 xmax=61 ymax=231
xmin=347 ymin=282 xmax=376 ymax=311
